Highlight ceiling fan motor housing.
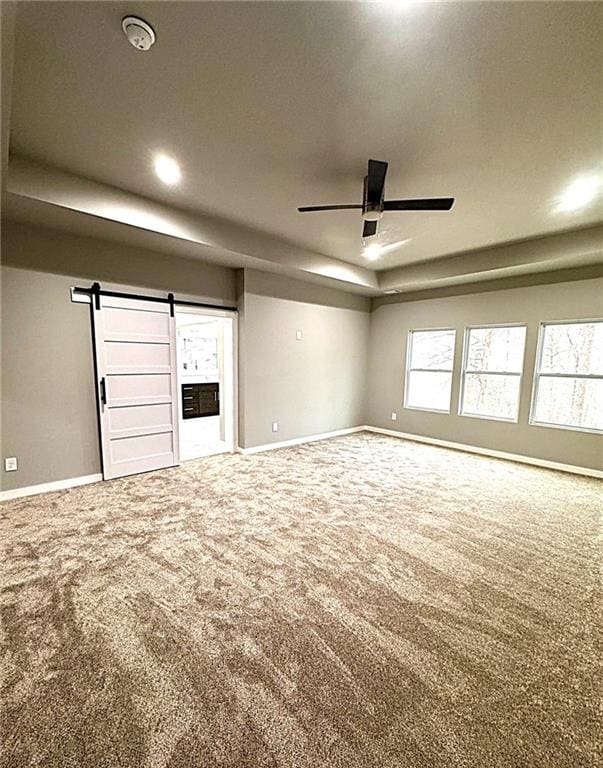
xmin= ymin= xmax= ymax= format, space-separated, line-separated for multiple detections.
xmin=362 ymin=175 xmax=383 ymax=220
xmin=296 ymin=159 xmax=453 ymax=239
xmin=362 ymin=208 xmax=382 ymax=222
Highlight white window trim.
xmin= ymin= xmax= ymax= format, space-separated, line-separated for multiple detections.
xmin=529 ymin=319 xmax=603 ymax=435
xmin=403 ymin=327 xmax=456 ymax=414
xmin=459 ymin=323 xmax=527 ymax=424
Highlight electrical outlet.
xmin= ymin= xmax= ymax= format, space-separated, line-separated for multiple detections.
xmin=4 ymin=457 xmax=17 ymax=472
xmin=296 ymin=330 xmax=303 ymax=341
xmin=391 ymin=412 xmax=397 ymax=421
xmin=272 ymin=421 xmax=279 ymax=433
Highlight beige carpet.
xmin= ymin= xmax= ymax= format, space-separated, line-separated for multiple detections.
xmin=1 ymin=432 xmax=601 ymax=768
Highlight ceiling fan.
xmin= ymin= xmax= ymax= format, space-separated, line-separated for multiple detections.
xmin=298 ymin=159 xmax=454 ymax=239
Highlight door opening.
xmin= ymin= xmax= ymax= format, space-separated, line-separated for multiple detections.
xmin=176 ymin=309 xmax=236 ymax=460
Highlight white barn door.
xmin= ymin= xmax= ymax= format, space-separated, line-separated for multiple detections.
xmin=92 ymin=295 xmax=180 ymax=479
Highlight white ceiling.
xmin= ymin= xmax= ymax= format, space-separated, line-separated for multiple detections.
xmin=7 ymin=0 xmax=602 ymax=276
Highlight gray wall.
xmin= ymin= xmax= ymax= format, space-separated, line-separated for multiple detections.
xmin=1 ymin=222 xmax=371 ymax=489
xmin=1 ymin=266 xmax=100 ymax=490
xmin=1 ymin=220 xmax=237 ymax=300
xmin=2 ymin=220 xmax=601 ymax=491
xmin=1 ymin=222 xmax=237 ymax=491
xmin=238 ymin=269 xmax=370 ymax=448
xmin=367 ymin=278 xmax=603 ymax=472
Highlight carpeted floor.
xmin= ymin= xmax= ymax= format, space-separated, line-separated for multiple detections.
xmin=1 ymin=432 xmax=601 ymax=768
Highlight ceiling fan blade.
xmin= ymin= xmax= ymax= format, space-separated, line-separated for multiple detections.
xmin=384 ymin=197 xmax=455 ymax=211
xmin=297 ymin=204 xmax=362 ymax=212
xmin=366 ymin=160 xmax=388 ymax=205
xmin=362 ymin=220 xmax=378 ymax=238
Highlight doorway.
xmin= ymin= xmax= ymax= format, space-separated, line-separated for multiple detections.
xmin=175 ymin=309 xmax=237 ymax=460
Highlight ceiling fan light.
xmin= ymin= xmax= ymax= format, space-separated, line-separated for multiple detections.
xmin=362 ymin=209 xmax=382 ymax=222
xmin=363 ymin=244 xmax=382 ymax=260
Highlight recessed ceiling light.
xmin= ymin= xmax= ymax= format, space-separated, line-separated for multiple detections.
xmin=379 ymin=0 xmax=417 ymax=13
xmin=555 ymin=174 xmax=601 ymax=213
xmin=154 ymin=155 xmax=181 ymax=185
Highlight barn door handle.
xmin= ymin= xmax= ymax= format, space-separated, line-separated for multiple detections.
xmin=100 ymin=377 xmax=107 ymax=406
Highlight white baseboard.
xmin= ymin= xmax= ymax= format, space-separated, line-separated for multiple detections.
xmin=237 ymin=426 xmax=365 ymax=455
xmin=0 ymin=473 xmax=103 ymax=502
xmin=364 ymin=426 xmax=603 ymax=479
xmin=3 ymin=426 xmax=598 ymax=500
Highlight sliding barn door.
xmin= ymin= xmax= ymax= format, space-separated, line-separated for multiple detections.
xmin=92 ymin=295 xmax=180 ymax=479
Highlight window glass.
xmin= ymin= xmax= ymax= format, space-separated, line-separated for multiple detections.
xmin=409 ymin=330 xmax=456 ymax=370
xmin=462 ymin=373 xmax=522 ymax=421
xmin=405 ymin=329 xmax=456 ymax=412
xmin=406 ymin=371 xmax=454 ymax=412
xmin=539 ymin=322 xmax=603 ymax=376
xmin=532 ymin=321 xmax=603 ymax=432
xmin=466 ymin=326 xmax=526 ymax=373
xmin=460 ymin=326 xmax=526 ymax=421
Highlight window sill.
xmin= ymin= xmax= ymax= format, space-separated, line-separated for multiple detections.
xmin=528 ymin=420 xmax=603 ymax=435
xmin=459 ymin=411 xmax=519 ymax=424
xmin=404 ymin=405 xmax=451 ymax=415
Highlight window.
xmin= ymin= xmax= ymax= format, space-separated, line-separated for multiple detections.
xmin=460 ymin=325 xmax=527 ymax=421
xmin=404 ymin=329 xmax=456 ymax=413
xmin=531 ymin=320 xmax=603 ymax=433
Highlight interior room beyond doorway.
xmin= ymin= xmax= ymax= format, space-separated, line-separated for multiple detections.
xmin=176 ymin=309 xmax=236 ymax=460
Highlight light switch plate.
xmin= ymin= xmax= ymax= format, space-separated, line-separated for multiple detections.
xmin=391 ymin=412 xmax=397 ymax=421
xmin=272 ymin=421 xmax=279 ymax=432
xmin=4 ymin=457 xmax=17 ymax=472
xmin=296 ymin=330 xmax=303 ymax=340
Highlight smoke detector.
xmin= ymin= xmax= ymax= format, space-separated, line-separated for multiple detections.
xmin=122 ymin=16 xmax=156 ymax=51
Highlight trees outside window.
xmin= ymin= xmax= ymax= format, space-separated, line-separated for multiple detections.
xmin=460 ymin=325 xmax=527 ymax=421
xmin=404 ymin=329 xmax=456 ymax=413
xmin=531 ymin=321 xmax=603 ymax=432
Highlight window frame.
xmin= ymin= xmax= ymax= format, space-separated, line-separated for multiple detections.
xmin=403 ymin=326 xmax=457 ymax=415
xmin=458 ymin=322 xmax=528 ymax=424
xmin=529 ymin=318 xmax=603 ymax=435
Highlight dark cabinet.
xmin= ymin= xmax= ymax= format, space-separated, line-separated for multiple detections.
xmin=182 ymin=383 xmax=219 ymax=419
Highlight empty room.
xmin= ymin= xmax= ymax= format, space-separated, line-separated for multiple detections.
xmin=1 ymin=2 xmax=601 ymax=767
